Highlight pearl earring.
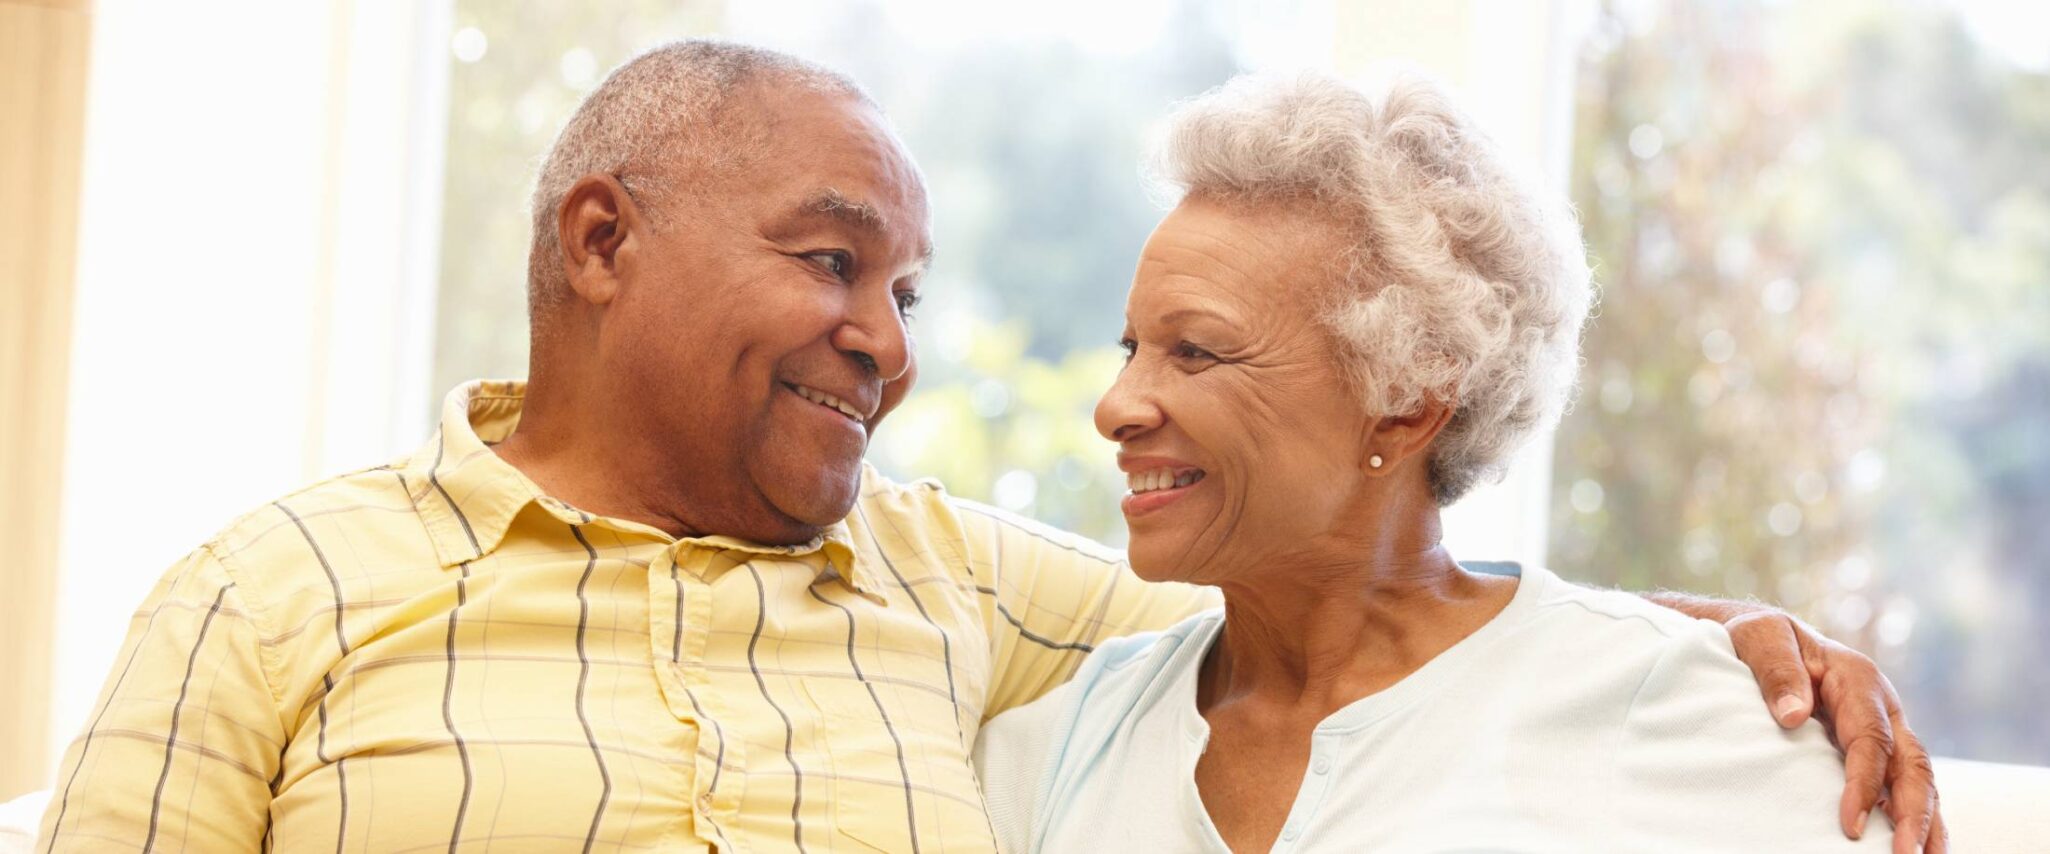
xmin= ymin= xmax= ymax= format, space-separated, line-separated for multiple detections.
xmin=1370 ymin=454 xmax=1384 ymax=469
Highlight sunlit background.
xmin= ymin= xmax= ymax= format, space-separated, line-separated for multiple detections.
xmin=4 ymin=0 xmax=2045 ymax=803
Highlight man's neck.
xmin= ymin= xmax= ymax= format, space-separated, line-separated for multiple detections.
xmin=490 ymin=363 xmax=698 ymax=539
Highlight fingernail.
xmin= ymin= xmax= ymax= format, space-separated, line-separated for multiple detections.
xmin=1852 ymin=811 xmax=1867 ymax=838
xmin=1774 ymin=694 xmax=1804 ymax=723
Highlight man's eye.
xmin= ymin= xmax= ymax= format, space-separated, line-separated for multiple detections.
xmin=1117 ymin=337 xmax=1137 ymax=362
xmin=1174 ymin=341 xmax=1216 ymax=361
xmin=895 ymin=290 xmax=921 ymax=317
xmin=805 ymin=251 xmax=853 ymax=278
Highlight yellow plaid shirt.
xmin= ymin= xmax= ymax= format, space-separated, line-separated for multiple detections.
xmin=39 ymin=380 xmax=1215 ymax=853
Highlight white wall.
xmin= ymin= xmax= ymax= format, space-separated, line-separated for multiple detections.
xmin=46 ymin=0 xmax=451 ymax=780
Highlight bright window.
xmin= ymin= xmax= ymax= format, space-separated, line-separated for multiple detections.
xmin=1553 ymin=0 xmax=2050 ymax=763
xmin=429 ymin=0 xmax=2047 ymax=766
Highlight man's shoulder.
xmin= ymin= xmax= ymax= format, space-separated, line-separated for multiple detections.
xmin=195 ymin=461 xmax=423 ymax=595
xmin=855 ymin=464 xmax=1127 ymax=566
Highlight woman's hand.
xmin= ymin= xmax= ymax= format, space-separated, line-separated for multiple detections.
xmin=1650 ymin=591 xmax=1945 ymax=853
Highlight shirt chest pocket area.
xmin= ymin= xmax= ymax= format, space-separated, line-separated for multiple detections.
xmin=801 ymin=679 xmax=996 ymax=852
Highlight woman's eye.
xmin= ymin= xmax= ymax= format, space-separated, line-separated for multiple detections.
xmin=1174 ymin=341 xmax=1216 ymax=361
xmin=805 ymin=251 xmax=852 ymax=278
xmin=895 ymin=290 xmax=921 ymax=317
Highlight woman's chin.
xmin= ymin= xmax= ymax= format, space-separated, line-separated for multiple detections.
xmin=1125 ymin=541 xmax=1203 ymax=585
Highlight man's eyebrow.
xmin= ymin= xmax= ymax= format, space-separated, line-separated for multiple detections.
xmin=806 ymin=188 xmax=886 ymax=228
xmin=795 ymin=188 xmax=936 ymax=269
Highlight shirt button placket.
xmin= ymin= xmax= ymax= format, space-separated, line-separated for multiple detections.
xmin=667 ymin=546 xmax=730 ymax=835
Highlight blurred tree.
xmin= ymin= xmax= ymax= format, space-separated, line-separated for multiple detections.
xmin=438 ymin=0 xmax=2048 ymax=764
xmin=431 ymin=1 xmax=724 ymax=409
xmin=1553 ymin=0 xmax=2050 ymax=762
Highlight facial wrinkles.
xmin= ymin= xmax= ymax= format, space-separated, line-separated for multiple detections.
xmin=715 ymin=91 xmax=927 ymax=533
xmin=747 ymin=106 xmax=926 ymax=339
xmin=1180 ymin=328 xmax=1344 ymax=584
xmin=1128 ymin=200 xmax=1363 ymax=583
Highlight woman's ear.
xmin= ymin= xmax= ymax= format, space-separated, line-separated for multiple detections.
xmin=1362 ymin=396 xmax=1455 ymax=476
xmin=556 ymin=173 xmax=642 ymax=307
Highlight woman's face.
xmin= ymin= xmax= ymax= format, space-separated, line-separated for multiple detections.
xmin=1096 ymin=196 xmax=1377 ymax=583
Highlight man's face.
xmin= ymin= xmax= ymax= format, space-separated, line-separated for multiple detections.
xmin=607 ymin=83 xmax=931 ymax=545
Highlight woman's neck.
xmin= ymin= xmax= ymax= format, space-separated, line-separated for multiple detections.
xmin=1197 ymin=534 xmax=1516 ymax=719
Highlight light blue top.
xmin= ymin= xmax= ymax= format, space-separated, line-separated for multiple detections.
xmin=972 ymin=565 xmax=1885 ymax=853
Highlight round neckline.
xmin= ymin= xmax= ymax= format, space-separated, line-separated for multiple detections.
xmin=1163 ymin=565 xmax=1553 ymax=850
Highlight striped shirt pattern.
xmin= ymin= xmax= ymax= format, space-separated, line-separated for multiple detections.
xmin=38 ymin=380 xmax=1216 ymax=853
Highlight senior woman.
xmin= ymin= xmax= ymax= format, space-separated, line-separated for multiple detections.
xmin=973 ymin=72 xmax=1923 ymax=852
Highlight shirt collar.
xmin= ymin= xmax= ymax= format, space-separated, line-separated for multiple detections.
xmin=401 ymin=380 xmax=548 ymax=568
xmin=402 ymin=381 xmax=876 ymax=597
xmin=673 ymin=522 xmax=874 ymax=599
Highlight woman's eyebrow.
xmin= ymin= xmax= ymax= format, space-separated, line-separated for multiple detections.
xmin=1159 ymin=306 xmax=1235 ymax=327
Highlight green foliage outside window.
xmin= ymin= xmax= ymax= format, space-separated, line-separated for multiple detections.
xmin=1554 ymin=0 xmax=2050 ymax=763
xmin=436 ymin=0 xmax=2047 ymax=763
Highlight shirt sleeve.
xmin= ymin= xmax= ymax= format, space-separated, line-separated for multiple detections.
xmin=38 ymin=545 xmax=285 ymax=852
xmin=1613 ymin=618 xmax=1887 ymax=852
xmin=943 ymin=498 xmax=1220 ymax=719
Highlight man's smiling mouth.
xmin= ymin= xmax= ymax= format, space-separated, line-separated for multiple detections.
xmin=783 ymin=382 xmax=866 ymax=423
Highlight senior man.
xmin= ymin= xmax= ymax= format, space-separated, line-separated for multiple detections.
xmin=40 ymin=41 xmax=1941 ymax=853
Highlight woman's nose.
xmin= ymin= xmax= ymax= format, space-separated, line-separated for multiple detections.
xmin=1094 ymin=360 xmax=1164 ymax=442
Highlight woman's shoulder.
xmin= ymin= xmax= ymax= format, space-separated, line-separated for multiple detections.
xmin=1090 ymin=606 xmax=1225 ymax=672
xmin=986 ymin=606 xmax=1224 ymax=736
xmin=1517 ymin=565 xmax=1722 ymax=630
xmin=973 ymin=608 xmax=1222 ymax=852
xmin=1486 ymin=567 xmax=1752 ymax=711
xmin=1497 ymin=569 xmax=1879 ymax=848
xmin=1508 ymin=565 xmax=1746 ymax=671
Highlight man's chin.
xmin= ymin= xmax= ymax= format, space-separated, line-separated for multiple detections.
xmin=753 ymin=461 xmax=864 ymax=541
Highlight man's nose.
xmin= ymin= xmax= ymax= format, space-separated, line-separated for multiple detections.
xmin=833 ymin=290 xmax=912 ymax=382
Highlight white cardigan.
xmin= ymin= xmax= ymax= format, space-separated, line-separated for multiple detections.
xmin=973 ymin=565 xmax=1887 ymax=853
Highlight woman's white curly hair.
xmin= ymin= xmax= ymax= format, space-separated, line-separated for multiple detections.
xmin=1151 ymin=71 xmax=1595 ymax=505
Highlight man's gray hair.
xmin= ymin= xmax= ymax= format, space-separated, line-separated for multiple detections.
xmin=526 ymin=40 xmax=868 ymax=320
xmin=1151 ymin=71 xmax=1595 ymax=505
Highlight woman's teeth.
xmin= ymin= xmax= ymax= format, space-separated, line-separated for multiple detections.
xmin=1127 ymin=468 xmax=1205 ymax=494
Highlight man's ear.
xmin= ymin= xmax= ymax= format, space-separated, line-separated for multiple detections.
xmin=556 ymin=173 xmax=642 ymax=307
xmin=1362 ymin=396 xmax=1455 ymax=476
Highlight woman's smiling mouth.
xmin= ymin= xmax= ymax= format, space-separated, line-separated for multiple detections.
xmin=1122 ymin=466 xmax=1206 ymax=516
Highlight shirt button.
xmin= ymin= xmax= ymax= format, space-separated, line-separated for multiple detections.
xmin=1281 ymin=821 xmax=1301 ymax=841
xmin=1312 ymin=755 xmax=1331 ymax=774
xmin=697 ymin=792 xmax=715 ymax=812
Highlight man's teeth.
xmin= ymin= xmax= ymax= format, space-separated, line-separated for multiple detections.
xmin=792 ymin=384 xmax=864 ymax=422
xmin=1126 ymin=468 xmax=1205 ymax=494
